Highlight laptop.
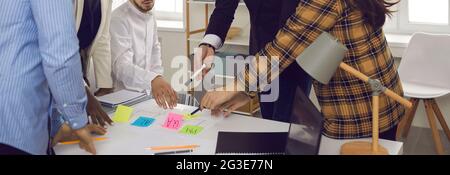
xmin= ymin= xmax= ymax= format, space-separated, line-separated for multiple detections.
xmin=285 ymin=86 xmax=324 ymax=155
xmin=215 ymin=86 xmax=324 ymax=155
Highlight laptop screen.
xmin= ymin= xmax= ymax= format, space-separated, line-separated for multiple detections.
xmin=285 ymin=86 xmax=324 ymax=155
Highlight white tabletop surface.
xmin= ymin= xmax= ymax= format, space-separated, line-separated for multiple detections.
xmin=54 ymin=100 xmax=403 ymax=155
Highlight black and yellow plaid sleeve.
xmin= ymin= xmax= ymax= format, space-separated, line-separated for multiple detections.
xmin=237 ymin=0 xmax=342 ymax=92
xmin=237 ymin=0 xmax=406 ymax=139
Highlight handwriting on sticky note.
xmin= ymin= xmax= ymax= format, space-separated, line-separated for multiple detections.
xmin=180 ymin=125 xmax=204 ymax=136
xmin=163 ymin=113 xmax=183 ymax=130
xmin=132 ymin=116 xmax=155 ymax=127
xmin=112 ymin=105 xmax=134 ymax=123
xmin=183 ymin=113 xmax=200 ymax=121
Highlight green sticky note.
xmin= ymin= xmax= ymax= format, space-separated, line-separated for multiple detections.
xmin=183 ymin=113 xmax=200 ymax=121
xmin=112 ymin=105 xmax=134 ymax=123
xmin=179 ymin=125 xmax=204 ymax=136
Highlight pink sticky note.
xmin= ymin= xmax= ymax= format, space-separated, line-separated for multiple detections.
xmin=163 ymin=113 xmax=183 ymax=130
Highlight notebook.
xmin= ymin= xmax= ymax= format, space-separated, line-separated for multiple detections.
xmin=97 ymin=89 xmax=149 ymax=108
xmin=215 ymin=86 xmax=324 ymax=155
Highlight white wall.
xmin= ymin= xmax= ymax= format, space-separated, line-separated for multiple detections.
xmin=158 ymin=31 xmax=186 ymax=82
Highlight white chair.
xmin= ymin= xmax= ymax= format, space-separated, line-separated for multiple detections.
xmin=397 ymin=33 xmax=450 ymax=155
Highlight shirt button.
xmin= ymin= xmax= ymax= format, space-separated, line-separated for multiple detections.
xmin=63 ymin=104 xmax=68 ymax=108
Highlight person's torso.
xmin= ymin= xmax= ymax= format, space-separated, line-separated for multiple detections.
xmin=77 ymin=0 xmax=103 ymax=76
xmin=0 ymin=0 xmax=54 ymax=155
xmin=307 ymin=1 xmax=404 ymax=139
xmin=126 ymin=12 xmax=157 ymax=74
xmin=77 ymin=0 xmax=102 ymax=50
xmin=244 ymin=0 xmax=301 ymax=54
xmin=75 ymin=0 xmax=112 ymax=58
xmin=113 ymin=3 xmax=159 ymax=92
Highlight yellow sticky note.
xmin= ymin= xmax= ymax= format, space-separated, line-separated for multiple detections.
xmin=113 ymin=105 xmax=134 ymax=123
xmin=183 ymin=113 xmax=200 ymax=121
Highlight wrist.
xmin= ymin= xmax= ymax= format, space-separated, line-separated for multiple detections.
xmin=150 ymin=75 xmax=163 ymax=87
xmin=199 ymin=43 xmax=216 ymax=52
xmin=151 ymin=75 xmax=163 ymax=83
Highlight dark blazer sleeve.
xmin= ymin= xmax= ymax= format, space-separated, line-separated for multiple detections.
xmin=205 ymin=0 xmax=240 ymax=43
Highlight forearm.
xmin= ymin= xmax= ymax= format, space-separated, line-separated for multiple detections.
xmin=113 ymin=55 xmax=158 ymax=90
xmin=205 ymin=0 xmax=240 ymax=44
xmin=31 ymin=0 xmax=88 ymax=130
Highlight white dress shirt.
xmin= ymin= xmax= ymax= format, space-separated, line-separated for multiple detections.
xmin=110 ymin=1 xmax=163 ymax=93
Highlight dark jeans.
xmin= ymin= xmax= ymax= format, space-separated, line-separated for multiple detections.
xmin=0 ymin=143 xmax=31 ymax=155
xmin=259 ymin=63 xmax=313 ymax=123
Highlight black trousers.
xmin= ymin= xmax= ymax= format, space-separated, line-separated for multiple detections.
xmin=259 ymin=63 xmax=313 ymax=122
xmin=0 ymin=143 xmax=31 ymax=155
xmin=379 ymin=124 xmax=398 ymax=141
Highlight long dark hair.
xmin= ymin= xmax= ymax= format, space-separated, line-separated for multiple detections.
xmin=351 ymin=0 xmax=399 ymax=29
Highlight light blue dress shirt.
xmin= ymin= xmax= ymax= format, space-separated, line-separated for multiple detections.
xmin=0 ymin=0 xmax=88 ymax=155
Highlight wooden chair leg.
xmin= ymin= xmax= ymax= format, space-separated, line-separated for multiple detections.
xmin=430 ymin=99 xmax=450 ymax=141
xmin=424 ymin=100 xmax=445 ymax=155
xmin=398 ymin=98 xmax=420 ymax=139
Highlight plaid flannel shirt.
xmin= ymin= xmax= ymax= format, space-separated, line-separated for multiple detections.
xmin=238 ymin=0 xmax=405 ymax=139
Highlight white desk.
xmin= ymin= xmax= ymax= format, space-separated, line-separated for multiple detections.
xmin=54 ymin=100 xmax=403 ymax=155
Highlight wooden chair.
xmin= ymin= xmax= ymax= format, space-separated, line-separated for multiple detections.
xmin=397 ymin=33 xmax=450 ymax=155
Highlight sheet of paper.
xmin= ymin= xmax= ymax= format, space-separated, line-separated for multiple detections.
xmin=97 ymin=89 xmax=146 ymax=105
xmin=179 ymin=125 xmax=204 ymax=136
xmin=131 ymin=116 xmax=155 ymax=127
xmin=112 ymin=105 xmax=134 ymax=123
xmin=163 ymin=113 xmax=183 ymax=130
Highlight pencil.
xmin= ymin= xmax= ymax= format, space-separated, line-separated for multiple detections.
xmin=59 ymin=137 xmax=108 ymax=145
xmin=154 ymin=149 xmax=193 ymax=155
xmin=185 ymin=64 xmax=207 ymax=87
xmin=146 ymin=145 xmax=200 ymax=151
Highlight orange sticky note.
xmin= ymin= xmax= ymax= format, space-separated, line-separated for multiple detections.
xmin=163 ymin=113 xmax=183 ymax=130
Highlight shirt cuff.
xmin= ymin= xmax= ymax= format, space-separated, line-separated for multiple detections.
xmin=201 ymin=34 xmax=223 ymax=50
xmin=57 ymin=103 xmax=89 ymax=130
